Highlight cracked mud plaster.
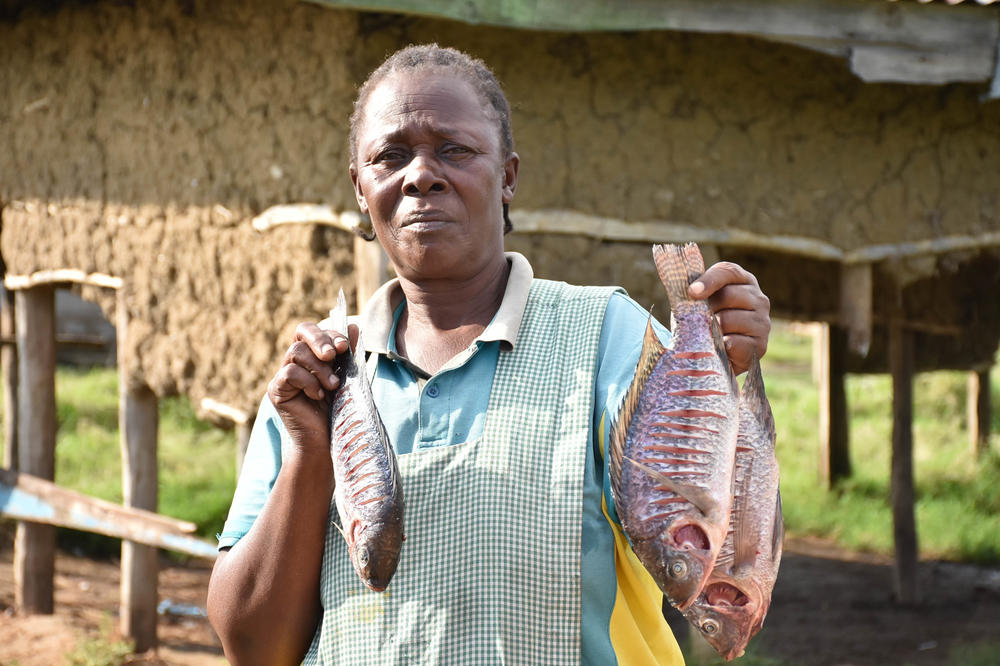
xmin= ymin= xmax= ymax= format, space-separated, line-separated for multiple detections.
xmin=2 ymin=0 xmax=1000 ymax=414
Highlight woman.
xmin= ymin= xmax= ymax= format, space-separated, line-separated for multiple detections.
xmin=207 ymin=44 xmax=771 ymax=665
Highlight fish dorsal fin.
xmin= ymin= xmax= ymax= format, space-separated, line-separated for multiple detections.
xmin=742 ymin=354 xmax=775 ymax=445
xmin=771 ymin=489 xmax=785 ymax=564
xmin=608 ymin=313 xmax=666 ymax=501
xmin=625 ymin=455 xmax=716 ymax=519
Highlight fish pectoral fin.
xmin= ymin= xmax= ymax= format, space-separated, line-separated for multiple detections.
xmin=330 ymin=516 xmax=350 ymax=546
xmin=624 ymin=456 xmax=715 ymax=518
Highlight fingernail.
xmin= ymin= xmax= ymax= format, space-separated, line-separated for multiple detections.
xmin=317 ymin=388 xmax=324 ymax=399
xmin=321 ymin=344 xmax=334 ymax=357
xmin=689 ymin=281 xmax=705 ymax=296
xmin=329 ymin=373 xmax=338 ymax=387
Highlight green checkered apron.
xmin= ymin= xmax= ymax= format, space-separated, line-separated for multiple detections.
xmin=303 ymin=279 xmax=620 ymax=665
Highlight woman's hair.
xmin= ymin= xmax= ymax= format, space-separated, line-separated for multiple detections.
xmin=350 ymin=44 xmax=515 ymax=236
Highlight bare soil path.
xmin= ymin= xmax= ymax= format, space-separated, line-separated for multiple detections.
xmin=1 ymin=536 xmax=998 ymax=665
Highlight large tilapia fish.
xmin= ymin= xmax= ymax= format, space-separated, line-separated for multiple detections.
xmin=609 ymin=243 xmax=740 ymax=610
xmin=683 ymin=355 xmax=783 ymax=661
xmin=328 ymin=289 xmax=404 ymax=592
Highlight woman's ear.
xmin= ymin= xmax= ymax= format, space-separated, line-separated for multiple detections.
xmin=502 ymin=152 xmax=519 ymax=204
xmin=350 ymin=165 xmax=370 ymax=214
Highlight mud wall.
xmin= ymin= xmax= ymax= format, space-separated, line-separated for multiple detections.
xmin=2 ymin=0 xmax=999 ymax=414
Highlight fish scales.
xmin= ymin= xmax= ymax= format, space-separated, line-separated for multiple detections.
xmin=609 ymin=243 xmax=740 ymax=611
xmin=328 ymin=289 xmax=404 ymax=592
xmin=682 ymin=354 xmax=783 ymax=661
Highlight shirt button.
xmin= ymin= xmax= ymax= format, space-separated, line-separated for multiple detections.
xmin=426 ymin=384 xmax=440 ymax=398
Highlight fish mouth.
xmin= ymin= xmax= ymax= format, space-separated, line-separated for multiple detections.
xmin=672 ymin=523 xmax=710 ymax=551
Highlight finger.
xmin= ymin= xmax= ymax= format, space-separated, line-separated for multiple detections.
xmin=296 ymin=322 xmax=350 ymax=361
xmin=689 ymin=261 xmax=759 ymax=300
xmin=721 ymin=334 xmax=765 ymax=376
xmin=715 ymin=308 xmax=771 ymax=346
xmin=269 ymin=363 xmax=328 ymax=403
xmin=283 ymin=341 xmax=340 ymax=392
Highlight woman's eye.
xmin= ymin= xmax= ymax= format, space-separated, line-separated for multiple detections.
xmin=374 ymin=149 xmax=407 ymax=164
xmin=442 ymin=144 xmax=472 ymax=157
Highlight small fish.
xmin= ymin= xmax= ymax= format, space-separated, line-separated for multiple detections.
xmin=683 ymin=354 xmax=783 ymax=661
xmin=328 ymin=289 xmax=404 ymax=592
xmin=609 ymin=243 xmax=740 ymax=610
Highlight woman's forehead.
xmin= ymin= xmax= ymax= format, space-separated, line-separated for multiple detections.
xmin=360 ymin=72 xmax=495 ymax=140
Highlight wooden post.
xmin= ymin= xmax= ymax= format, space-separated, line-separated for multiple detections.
xmin=967 ymin=369 xmax=991 ymax=458
xmin=2 ymin=285 xmax=18 ymax=470
xmin=236 ymin=419 xmax=252 ymax=478
xmin=840 ymin=263 xmax=873 ymax=357
xmin=888 ymin=286 xmax=919 ymax=605
xmin=354 ymin=235 xmax=391 ymax=310
xmin=117 ymin=293 xmax=159 ymax=651
xmin=13 ymin=285 xmax=57 ymax=614
xmin=819 ymin=323 xmax=851 ymax=486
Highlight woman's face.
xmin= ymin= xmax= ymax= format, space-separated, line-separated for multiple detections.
xmin=350 ymin=71 xmax=518 ymax=282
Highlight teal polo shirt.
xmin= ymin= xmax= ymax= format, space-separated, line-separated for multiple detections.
xmin=219 ymin=252 xmax=674 ymax=664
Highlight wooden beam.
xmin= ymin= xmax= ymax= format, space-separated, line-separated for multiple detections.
xmin=819 ymin=324 xmax=851 ymax=487
xmin=888 ymin=285 xmax=920 ymax=605
xmin=968 ymin=369 xmax=992 ymax=458
xmin=117 ymin=294 xmax=159 ymax=651
xmin=254 ymin=204 xmax=1000 ymax=264
xmin=0 ymin=469 xmax=215 ymax=558
xmin=1 ymin=286 xmax=17 ymax=471
xmin=3 ymin=269 xmax=122 ymax=291
xmin=354 ymin=235 xmax=392 ymax=310
xmin=840 ymin=263 xmax=872 ymax=357
xmin=13 ymin=286 xmax=57 ymax=614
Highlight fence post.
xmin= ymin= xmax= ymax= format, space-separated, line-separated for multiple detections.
xmin=117 ymin=291 xmax=159 ymax=651
xmin=13 ymin=285 xmax=57 ymax=614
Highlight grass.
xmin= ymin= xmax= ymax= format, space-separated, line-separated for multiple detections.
xmin=64 ymin=615 xmax=134 ymax=666
xmin=763 ymin=322 xmax=1000 ymax=565
xmin=0 ymin=322 xmax=998 ymax=565
xmin=1 ymin=365 xmax=237 ymax=556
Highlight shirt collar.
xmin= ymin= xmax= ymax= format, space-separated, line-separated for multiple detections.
xmin=357 ymin=251 xmax=534 ymax=355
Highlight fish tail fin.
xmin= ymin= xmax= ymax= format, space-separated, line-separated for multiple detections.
xmin=330 ymin=288 xmax=349 ymax=336
xmin=609 ymin=314 xmax=666 ymax=501
xmin=652 ymin=243 xmax=704 ymax=308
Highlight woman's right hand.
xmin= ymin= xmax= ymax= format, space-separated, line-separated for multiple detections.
xmin=267 ymin=322 xmax=358 ymax=455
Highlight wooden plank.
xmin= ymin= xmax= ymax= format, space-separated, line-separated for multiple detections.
xmin=851 ymin=44 xmax=996 ymax=84
xmin=889 ymin=287 xmax=920 ymax=605
xmin=819 ymin=324 xmax=851 ymax=487
xmin=3 ymin=269 xmax=122 ymax=291
xmin=968 ymin=369 xmax=991 ymax=458
xmin=13 ymin=286 xmax=57 ymax=614
xmin=0 ymin=469 xmax=215 ymax=558
xmin=118 ymin=293 xmax=160 ymax=651
xmin=1 ymin=286 xmax=17 ymax=470
xmin=840 ymin=264 xmax=872 ymax=357
xmin=354 ymin=234 xmax=392 ymax=310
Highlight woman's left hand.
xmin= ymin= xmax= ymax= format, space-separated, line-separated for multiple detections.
xmin=688 ymin=262 xmax=771 ymax=375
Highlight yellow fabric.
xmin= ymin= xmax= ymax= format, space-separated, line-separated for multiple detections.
xmin=600 ymin=413 xmax=686 ymax=666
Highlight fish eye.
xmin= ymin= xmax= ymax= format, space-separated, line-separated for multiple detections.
xmin=358 ymin=546 xmax=370 ymax=567
xmin=701 ymin=619 xmax=719 ymax=635
xmin=668 ymin=559 xmax=687 ymax=579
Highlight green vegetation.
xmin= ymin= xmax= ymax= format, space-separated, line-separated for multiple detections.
xmin=0 ymin=322 xmax=998 ymax=564
xmin=1 ymin=366 xmax=236 ymax=555
xmin=763 ymin=322 xmax=1000 ymax=565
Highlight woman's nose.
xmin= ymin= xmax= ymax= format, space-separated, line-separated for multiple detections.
xmin=401 ymin=154 xmax=447 ymax=196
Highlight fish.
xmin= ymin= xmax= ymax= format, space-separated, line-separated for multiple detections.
xmin=609 ymin=243 xmax=740 ymax=611
xmin=682 ymin=354 xmax=783 ymax=661
xmin=327 ymin=288 xmax=404 ymax=592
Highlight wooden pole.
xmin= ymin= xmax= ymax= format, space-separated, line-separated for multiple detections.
xmin=13 ymin=285 xmax=57 ymax=614
xmin=354 ymin=235 xmax=391 ymax=310
xmin=2 ymin=285 xmax=17 ymax=470
xmin=840 ymin=263 xmax=872 ymax=357
xmin=967 ymin=369 xmax=991 ymax=458
xmin=888 ymin=285 xmax=919 ymax=604
xmin=117 ymin=293 xmax=159 ymax=651
xmin=235 ymin=419 xmax=252 ymax=478
xmin=819 ymin=323 xmax=851 ymax=487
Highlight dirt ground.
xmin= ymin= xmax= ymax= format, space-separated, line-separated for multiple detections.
xmin=1 ymin=536 xmax=998 ymax=666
